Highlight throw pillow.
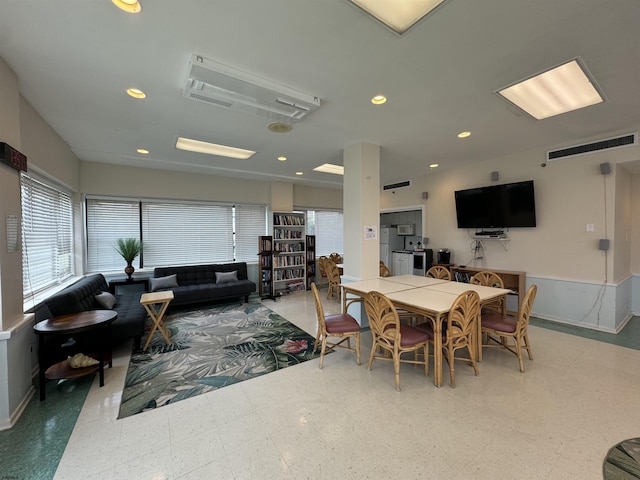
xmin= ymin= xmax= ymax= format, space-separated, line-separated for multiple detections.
xmin=95 ymin=291 xmax=117 ymax=309
xmin=150 ymin=274 xmax=179 ymax=292
xmin=216 ymin=270 xmax=238 ymax=283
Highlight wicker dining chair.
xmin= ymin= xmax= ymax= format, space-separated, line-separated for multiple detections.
xmin=379 ymin=263 xmax=392 ymax=277
xmin=480 ymin=284 xmax=537 ymax=373
xmin=317 ymin=256 xmax=329 ymax=288
xmin=415 ymin=290 xmax=480 ymax=387
xmin=470 ymin=270 xmax=505 ymax=315
xmin=311 ymin=283 xmax=361 ymax=369
xmin=329 ymin=252 xmax=343 ymax=264
xmin=324 ymin=258 xmax=341 ymax=299
xmin=426 ymin=265 xmax=451 ymax=280
xmin=363 ymin=290 xmax=431 ymax=391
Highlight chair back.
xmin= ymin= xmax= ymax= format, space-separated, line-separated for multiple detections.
xmin=470 ymin=271 xmax=504 ymax=288
xmin=364 ymin=291 xmax=400 ymax=346
xmin=329 ymin=252 xmax=342 ymax=263
xmin=325 ymin=259 xmax=341 ymax=282
xmin=426 ymin=265 xmax=451 ymax=280
xmin=311 ymin=283 xmax=327 ymax=334
xmin=318 ymin=256 xmax=328 ymax=274
xmin=516 ymin=285 xmax=537 ymax=335
xmin=447 ymin=290 xmax=480 ymax=343
xmin=380 ymin=263 xmax=392 ymax=277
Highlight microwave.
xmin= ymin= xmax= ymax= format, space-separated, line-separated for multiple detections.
xmin=397 ymin=224 xmax=415 ymax=236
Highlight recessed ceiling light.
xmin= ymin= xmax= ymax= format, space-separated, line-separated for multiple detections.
xmin=295 ymin=171 xmax=304 ymax=176
xmin=349 ymin=0 xmax=446 ymax=35
xmin=137 ymin=148 xmax=149 ymax=154
xmin=371 ymin=95 xmax=387 ymax=105
xmin=496 ymin=58 xmax=604 ymax=120
xmin=313 ymin=163 xmax=344 ymax=175
xmin=430 ymin=163 xmax=439 ymax=168
xmin=126 ymin=88 xmax=146 ymax=99
xmin=112 ymin=0 xmax=142 ymax=13
xmin=277 ymin=156 xmax=287 ymax=161
xmin=175 ymin=137 xmax=256 ymax=159
xmin=457 ymin=131 xmax=471 ymax=138
xmin=268 ymin=122 xmax=293 ymax=133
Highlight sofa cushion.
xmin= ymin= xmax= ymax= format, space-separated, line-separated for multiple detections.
xmin=95 ymin=291 xmax=117 ymax=309
xmin=216 ymin=270 xmax=238 ymax=283
xmin=150 ymin=274 xmax=179 ymax=292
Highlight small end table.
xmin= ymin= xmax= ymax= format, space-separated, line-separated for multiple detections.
xmin=140 ymin=291 xmax=174 ymax=351
xmin=33 ymin=310 xmax=116 ymax=401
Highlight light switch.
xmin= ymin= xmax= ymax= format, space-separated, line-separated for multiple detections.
xmin=586 ymin=223 xmax=595 ymax=232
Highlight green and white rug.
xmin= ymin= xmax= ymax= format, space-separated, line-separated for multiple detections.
xmin=118 ymin=302 xmax=320 ymax=419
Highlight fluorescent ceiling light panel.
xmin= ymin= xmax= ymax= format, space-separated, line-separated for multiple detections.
xmin=313 ymin=163 xmax=345 ymax=175
xmin=497 ymin=59 xmax=604 ymax=120
xmin=175 ymin=137 xmax=255 ymax=159
xmin=349 ymin=0 xmax=445 ymax=35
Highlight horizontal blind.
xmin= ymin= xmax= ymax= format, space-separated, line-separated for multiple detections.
xmin=314 ymin=211 xmax=344 ymax=256
xmin=235 ymin=204 xmax=267 ymax=261
xmin=21 ymin=173 xmax=74 ymax=297
xmin=142 ymin=201 xmax=234 ymax=266
xmin=86 ymin=199 xmax=140 ymax=272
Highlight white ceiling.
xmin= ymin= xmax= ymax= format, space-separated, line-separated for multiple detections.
xmin=1 ymin=0 xmax=640 ymax=189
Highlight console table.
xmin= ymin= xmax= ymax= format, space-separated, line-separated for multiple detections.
xmin=33 ymin=310 xmax=116 ymax=400
xmin=450 ymin=266 xmax=525 ymax=315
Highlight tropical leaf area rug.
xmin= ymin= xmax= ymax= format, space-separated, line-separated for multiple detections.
xmin=118 ymin=302 xmax=320 ymax=419
xmin=604 ymin=438 xmax=640 ymax=479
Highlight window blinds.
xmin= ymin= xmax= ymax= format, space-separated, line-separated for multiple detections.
xmin=21 ymin=173 xmax=74 ymax=297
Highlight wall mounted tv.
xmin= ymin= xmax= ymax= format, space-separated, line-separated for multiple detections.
xmin=454 ymin=180 xmax=536 ymax=229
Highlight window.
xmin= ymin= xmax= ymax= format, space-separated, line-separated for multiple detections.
xmin=86 ymin=197 xmax=266 ymax=271
xmin=21 ymin=172 xmax=74 ymax=298
xmin=305 ymin=210 xmax=343 ymax=256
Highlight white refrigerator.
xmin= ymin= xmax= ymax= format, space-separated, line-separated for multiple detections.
xmin=380 ymin=227 xmax=403 ymax=269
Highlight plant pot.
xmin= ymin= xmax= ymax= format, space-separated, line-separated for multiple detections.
xmin=124 ymin=263 xmax=135 ymax=281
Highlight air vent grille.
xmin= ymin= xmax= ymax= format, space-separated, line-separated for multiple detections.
xmin=547 ymin=133 xmax=637 ymax=161
xmin=383 ymin=180 xmax=411 ymax=191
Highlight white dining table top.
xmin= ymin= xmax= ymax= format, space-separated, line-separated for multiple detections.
xmin=384 ymin=274 xmax=450 ymax=288
xmin=425 ymin=281 xmax=511 ymax=300
xmin=341 ymin=277 xmax=416 ymax=295
xmin=386 ymin=288 xmax=460 ymax=315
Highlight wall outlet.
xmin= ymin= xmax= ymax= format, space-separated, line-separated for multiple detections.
xmin=586 ymin=223 xmax=595 ymax=232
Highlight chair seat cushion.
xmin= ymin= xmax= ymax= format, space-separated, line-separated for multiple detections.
xmin=398 ymin=324 xmax=431 ymax=346
xmin=325 ymin=313 xmax=361 ymax=334
xmin=481 ymin=312 xmax=517 ymax=333
xmin=414 ymin=322 xmax=445 ymax=341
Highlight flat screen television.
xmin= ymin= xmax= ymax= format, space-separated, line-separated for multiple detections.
xmin=454 ymin=180 xmax=536 ymax=229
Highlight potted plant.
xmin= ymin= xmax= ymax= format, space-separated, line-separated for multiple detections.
xmin=114 ymin=238 xmax=143 ymax=281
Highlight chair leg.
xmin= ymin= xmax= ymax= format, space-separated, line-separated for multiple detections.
xmin=514 ymin=337 xmax=524 ymax=373
xmin=523 ymin=333 xmax=533 ymax=360
xmin=423 ymin=343 xmax=429 ymax=378
xmin=447 ymin=347 xmax=456 ymax=388
xmin=319 ymin=337 xmax=328 ymax=369
xmin=355 ymin=332 xmax=361 ymax=365
xmin=367 ymin=339 xmax=377 ymax=370
xmin=393 ymin=349 xmax=401 ymax=392
xmin=313 ymin=331 xmax=321 ymax=353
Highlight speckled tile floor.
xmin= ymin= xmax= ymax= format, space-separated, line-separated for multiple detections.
xmin=3 ymin=291 xmax=640 ymax=480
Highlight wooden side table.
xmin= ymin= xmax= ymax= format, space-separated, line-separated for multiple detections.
xmin=33 ymin=310 xmax=117 ymax=401
xmin=140 ymin=291 xmax=174 ymax=351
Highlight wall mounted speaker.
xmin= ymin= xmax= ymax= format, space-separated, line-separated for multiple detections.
xmin=600 ymin=162 xmax=611 ymax=175
xmin=491 ymin=171 xmax=499 ymax=181
xmin=422 ymin=192 xmax=428 ymax=199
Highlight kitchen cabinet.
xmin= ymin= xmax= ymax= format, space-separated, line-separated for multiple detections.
xmin=392 ymin=252 xmax=412 ymax=276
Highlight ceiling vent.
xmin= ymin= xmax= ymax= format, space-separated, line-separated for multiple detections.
xmin=183 ymin=54 xmax=320 ymax=124
xmin=383 ymin=180 xmax=411 ymax=191
xmin=547 ymin=133 xmax=637 ymax=161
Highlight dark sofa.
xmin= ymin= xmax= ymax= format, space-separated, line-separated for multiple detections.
xmin=152 ymin=262 xmax=256 ymax=308
xmin=34 ymin=273 xmax=147 ymax=348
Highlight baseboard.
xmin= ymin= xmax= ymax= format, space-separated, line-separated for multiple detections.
xmin=0 ymin=385 xmax=35 ymax=431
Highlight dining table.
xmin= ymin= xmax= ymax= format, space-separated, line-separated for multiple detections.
xmin=341 ymin=275 xmax=511 ymax=387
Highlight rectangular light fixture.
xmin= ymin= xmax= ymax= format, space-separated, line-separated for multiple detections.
xmin=496 ymin=58 xmax=604 ymax=120
xmin=348 ymin=0 xmax=446 ymax=35
xmin=313 ymin=163 xmax=344 ymax=175
xmin=175 ymin=136 xmax=256 ymax=159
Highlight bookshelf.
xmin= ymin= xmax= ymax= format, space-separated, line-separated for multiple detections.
xmin=305 ymin=235 xmax=316 ymax=290
xmin=272 ymin=212 xmax=308 ymax=297
xmin=257 ymin=235 xmax=275 ymax=300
